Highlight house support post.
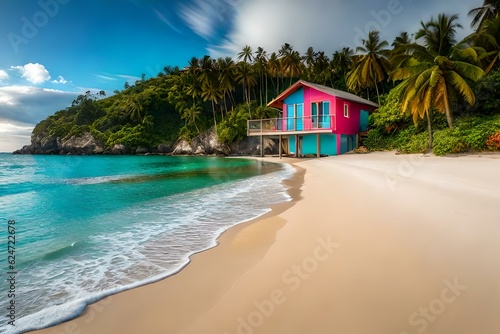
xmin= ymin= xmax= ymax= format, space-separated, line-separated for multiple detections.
xmin=295 ymin=135 xmax=299 ymax=158
xmin=316 ymin=133 xmax=320 ymax=158
xmin=279 ymin=135 xmax=282 ymax=159
xmin=260 ymin=135 xmax=264 ymax=157
xmin=356 ymin=134 xmax=359 ymax=148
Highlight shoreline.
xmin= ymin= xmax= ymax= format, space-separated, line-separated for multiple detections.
xmin=31 ymin=152 xmax=500 ymax=334
xmin=27 ymin=158 xmax=304 ymax=334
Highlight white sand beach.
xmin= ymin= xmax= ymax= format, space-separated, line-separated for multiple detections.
xmin=32 ymin=152 xmax=500 ymax=334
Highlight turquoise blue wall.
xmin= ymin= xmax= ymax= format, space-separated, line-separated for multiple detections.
xmin=284 ymin=87 xmax=304 ymax=105
xmin=289 ymin=136 xmax=296 ymax=154
xmin=340 ymin=135 xmax=357 ymax=153
xmin=302 ymin=135 xmax=317 ymax=155
xmin=359 ymin=110 xmax=369 ymax=131
xmin=320 ymin=134 xmax=337 ymax=155
xmin=288 ymin=134 xmax=337 ymax=156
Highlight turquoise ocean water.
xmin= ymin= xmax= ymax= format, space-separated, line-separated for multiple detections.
xmin=0 ymin=154 xmax=294 ymax=333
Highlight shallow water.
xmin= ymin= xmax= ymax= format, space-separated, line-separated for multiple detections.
xmin=0 ymin=154 xmax=294 ymax=333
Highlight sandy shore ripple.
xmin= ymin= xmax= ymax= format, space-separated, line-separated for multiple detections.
xmin=32 ymin=152 xmax=500 ymax=334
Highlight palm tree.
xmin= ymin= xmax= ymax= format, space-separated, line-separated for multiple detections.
xmin=267 ymin=52 xmax=280 ymax=94
xmin=278 ymin=43 xmax=293 ymax=89
xmin=391 ymin=13 xmax=484 ymax=140
xmin=303 ymin=47 xmax=317 ymax=80
xmin=216 ymin=57 xmax=236 ymax=113
xmin=392 ymin=32 xmax=413 ymax=48
xmin=331 ymin=47 xmax=353 ymax=89
xmin=469 ymin=0 xmax=500 ymax=29
xmin=279 ymin=44 xmax=303 ymax=87
xmin=312 ymin=51 xmax=331 ymax=86
xmin=235 ymin=61 xmax=257 ymax=117
xmin=120 ymin=95 xmax=145 ymax=123
xmin=237 ymin=45 xmax=254 ymax=64
xmin=346 ymin=31 xmax=390 ymax=104
xmin=287 ymin=51 xmax=303 ymax=86
xmin=467 ymin=16 xmax=500 ymax=73
xmin=254 ymin=47 xmax=268 ymax=105
xmin=201 ymin=80 xmax=223 ymax=130
xmin=182 ymin=103 xmax=201 ymax=132
xmin=416 ymin=14 xmax=461 ymax=56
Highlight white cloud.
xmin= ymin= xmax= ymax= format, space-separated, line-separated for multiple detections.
xmin=0 ymin=123 xmax=33 ymax=152
xmin=179 ymin=0 xmax=239 ymax=40
xmin=95 ymin=74 xmax=118 ymax=81
xmin=207 ymin=0 xmax=477 ymax=58
xmin=52 ymin=75 xmax=68 ymax=84
xmin=11 ymin=63 xmax=51 ymax=84
xmin=0 ymin=85 xmax=78 ymax=125
xmin=0 ymin=70 xmax=8 ymax=81
xmin=154 ymin=9 xmax=181 ymax=33
xmin=117 ymin=74 xmax=142 ymax=83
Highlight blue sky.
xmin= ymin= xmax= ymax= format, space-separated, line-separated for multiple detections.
xmin=0 ymin=0 xmax=481 ymax=151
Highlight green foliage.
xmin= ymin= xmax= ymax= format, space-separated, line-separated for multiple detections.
xmin=253 ymin=105 xmax=279 ymax=119
xmin=396 ymin=129 xmax=430 ymax=153
xmin=364 ymin=127 xmax=429 ymax=153
xmin=178 ymin=125 xmax=198 ymax=141
xmin=32 ymin=75 xmax=184 ymax=150
xmin=106 ymin=124 xmax=152 ymax=148
xmin=465 ymin=70 xmax=500 ymax=116
xmin=216 ymin=104 xmax=250 ymax=144
xmin=432 ymin=115 xmax=500 ymax=155
xmin=363 ymin=129 xmax=393 ymax=151
xmin=432 ymin=129 xmax=467 ymax=155
xmin=370 ymin=93 xmax=412 ymax=133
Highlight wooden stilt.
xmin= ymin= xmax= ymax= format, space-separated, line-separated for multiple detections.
xmin=295 ymin=135 xmax=299 ymax=158
xmin=260 ymin=135 xmax=264 ymax=157
xmin=317 ymin=133 xmax=320 ymax=158
xmin=279 ymin=135 xmax=282 ymax=159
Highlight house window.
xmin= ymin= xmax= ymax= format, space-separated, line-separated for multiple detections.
xmin=344 ymin=103 xmax=349 ymax=118
xmin=312 ymin=101 xmax=330 ymax=128
xmin=286 ymin=103 xmax=303 ymax=131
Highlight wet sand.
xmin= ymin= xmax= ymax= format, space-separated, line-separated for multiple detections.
xmin=32 ymin=152 xmax=500 ymax=334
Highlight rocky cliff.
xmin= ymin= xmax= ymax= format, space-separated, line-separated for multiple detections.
xmin=13 ymin=129 xmax=278 ymax=156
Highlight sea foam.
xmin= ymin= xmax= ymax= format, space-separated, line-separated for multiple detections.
xmin=3 ymin=162 xmax=295 ymax=333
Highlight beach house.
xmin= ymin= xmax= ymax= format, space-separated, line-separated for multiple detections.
xmin=247 ymin=80 xmax=378 ymax=157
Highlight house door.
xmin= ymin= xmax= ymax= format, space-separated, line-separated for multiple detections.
xmin=296 ymin=104 xmax=303 ymax=131
xmin=287 ymin=105 xmax=294 ymax=131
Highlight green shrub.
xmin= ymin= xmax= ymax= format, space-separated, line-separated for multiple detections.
xmin=396 ymin=129 xmax=430 ymax=154
xmin=363 ymin=129 xmax=394 ymax=151
xmin=217 ymin=104 xmax=250 ymax=144
xmin=432 ymin=128 xmax=467 ymax=155
xmin=370 ymin=92 xmax=412 ymax=133
xmin=106 ymin=124 xmax=152 ymax=148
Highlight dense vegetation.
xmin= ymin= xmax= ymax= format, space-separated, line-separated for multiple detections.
xmin=33 ymin=1 xmax=500 ymax=155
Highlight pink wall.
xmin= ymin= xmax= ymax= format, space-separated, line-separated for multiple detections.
xmin=335 ymin=99 xmax=375 ymax=134
xmin=279 ymin=85 xmax=375 ymax=134
xmin=303 ymin=87 xmax=336 ymax=131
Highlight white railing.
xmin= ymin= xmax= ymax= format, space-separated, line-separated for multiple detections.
xmin=247 ymin=115 xmax=334 ymax=135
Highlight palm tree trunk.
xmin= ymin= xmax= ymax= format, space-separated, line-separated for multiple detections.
xmin=247 ymin=86 xmax=252 ymax=118
xmin=212 ymin=100 xmax=217 ymax=131
xmin=443 ymin=87 xmax=453 ymax=128
xmin=259 ymin=71 xmax=263 ymax=106
xmin=373 ymin=72 xmax=381 ymax=105
xmin=265 ymin=73 xmax=268 ymax=104
xmin=427 ymin=110 xmax=433 ymax=150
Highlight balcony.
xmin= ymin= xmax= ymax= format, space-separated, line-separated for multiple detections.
xmin=247 ymin=115 xmax=335 ymax=136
